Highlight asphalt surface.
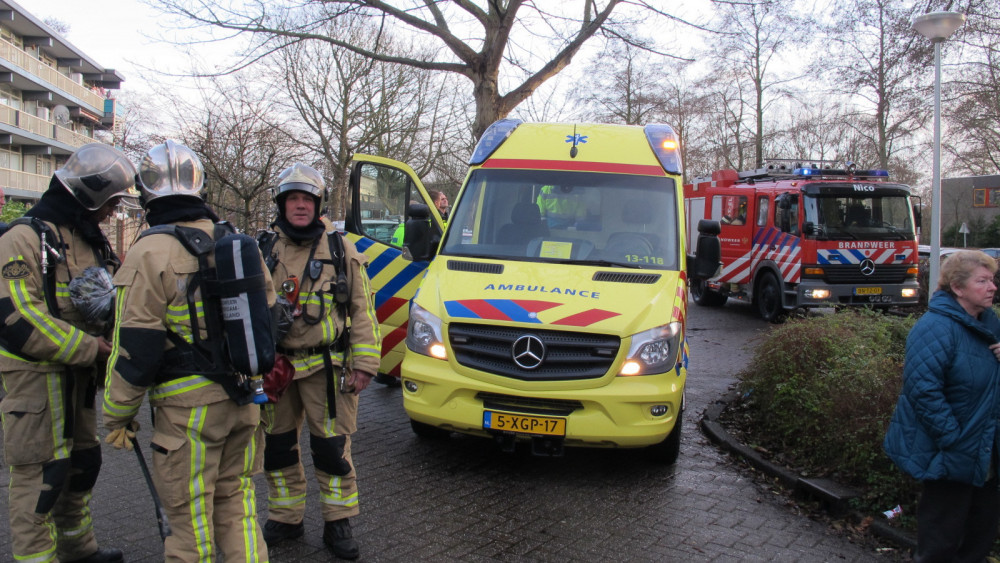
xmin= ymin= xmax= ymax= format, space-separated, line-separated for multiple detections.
xmin=0 ymin=299 xmax=905 ymax=562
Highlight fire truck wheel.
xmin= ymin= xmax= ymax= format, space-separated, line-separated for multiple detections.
xmin=755 ymin=272 xmax=787 ymax=324
xmin=410 ymin=418 xmax=451 ymax=440
xmin=647 ymin=410 xmax=682 ymax=464
xmin=691 ymin=279 xmax=728 ymax=307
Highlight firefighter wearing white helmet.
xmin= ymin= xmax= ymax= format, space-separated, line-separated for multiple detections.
xmin=103 ymin=140 xmax=274 ymax=561
xmin=0 ymin=143 xmax=134 ymax=563
xmin=256 ymin=163 xmax=381 ymax=559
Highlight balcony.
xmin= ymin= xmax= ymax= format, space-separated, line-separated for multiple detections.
xmin=0 ymin=103 xmax=94 ymax=150
xmin=0 ymin=39 xmax=105 ymax=110
xmin=0 ymin=166 xmax=48 ymax=198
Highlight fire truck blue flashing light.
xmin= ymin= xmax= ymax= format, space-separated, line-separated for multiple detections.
xmin=469 ymin=118 xmax=523 ymax=165
xmin=793 ymin=167 xmax=890 ymax=178
xmin=644 ymin=124 xmax=682 ymax=175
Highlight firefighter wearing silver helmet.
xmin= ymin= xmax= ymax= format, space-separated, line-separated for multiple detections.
xmin=103 ymin=140 xmax=274 ymax=561
xmin=0 ymin=143 xmax=134 ymax=563
xmin=257 ymin=163 xmax=380 ymax=560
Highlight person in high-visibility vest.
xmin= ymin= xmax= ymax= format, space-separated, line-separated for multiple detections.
xmin=536 ymin=185 xmax=586 ymax=228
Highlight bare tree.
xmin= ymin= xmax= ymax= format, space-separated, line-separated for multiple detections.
xmin=575 ymin=41 xmax=666 ymax=125
xmin=271 ymin=17 xmax=468 ymax=218
xmin=151 ymin=0 xmax=659 ymax=138
xmin=708 ymin=0 xmax=804 ymax=167
xmin=945 ymin=0 xmax=1000 ymax=175
xmin=172 ymin=78 xmax=305 ymax=233
xmin=823 ymin=0 xmax=931 ymax=171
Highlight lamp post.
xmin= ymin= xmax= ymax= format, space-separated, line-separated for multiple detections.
xmin=913 ymin=11 xmax=965 ymax=293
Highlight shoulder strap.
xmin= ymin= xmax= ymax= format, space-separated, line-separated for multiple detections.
xmin=256 ymin=230 xmax=280 ymax=272
xmin=11 ymin=217 xmax=61 ymax=317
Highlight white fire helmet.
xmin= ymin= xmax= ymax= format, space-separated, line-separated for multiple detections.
xmin=274 ymin=163 xmax=328 ymax=209
xmin=137 ymin=140 xmax=204 ymax=206
xmin=54 ymin=143 xmax=137 ymax=211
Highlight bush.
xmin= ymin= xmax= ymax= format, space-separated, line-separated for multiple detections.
xmin=729 ymin=309 xmax=921 ymax=519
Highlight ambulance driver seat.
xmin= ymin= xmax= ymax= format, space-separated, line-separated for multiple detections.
xmin=604 ymin=199 xmax=660 ymax=259
xmin=497 ymin=201 xmax=549 ymax=249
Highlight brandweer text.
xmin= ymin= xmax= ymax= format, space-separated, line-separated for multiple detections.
xmin=484 ymin=284 xmax=600 ymax=299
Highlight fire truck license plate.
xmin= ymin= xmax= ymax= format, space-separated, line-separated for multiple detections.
xmin=854 ymin=287 xmax=882 ymax=295
xmin=483 ymin=411 xmax=566 ymax=437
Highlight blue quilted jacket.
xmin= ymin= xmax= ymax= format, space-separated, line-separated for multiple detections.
xmin=884 ymin=290 xmax=1000 ymax=486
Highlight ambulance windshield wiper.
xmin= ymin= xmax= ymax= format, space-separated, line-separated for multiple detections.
xmin=557 ymin=259 xmax=642 ymax=269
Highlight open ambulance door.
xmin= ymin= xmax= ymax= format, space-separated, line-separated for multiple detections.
xmin=345 ymin=154 xmax=443 ymax=380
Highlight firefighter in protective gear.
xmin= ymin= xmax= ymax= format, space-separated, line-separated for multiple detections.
xmin=258 ymin=163 xmax=381 ymax=560
xmin=0 ymin=142 xmax=133 ymax=563
xmin=536 ymin=185 xmax=586 ymax=228
xmin=102 ymin=140 xmax=275 ymax=562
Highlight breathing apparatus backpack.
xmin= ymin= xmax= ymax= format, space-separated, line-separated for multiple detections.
xmin=141 ymin=222 xmax=275 ymax=405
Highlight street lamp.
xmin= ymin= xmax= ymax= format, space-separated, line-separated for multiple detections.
xmin=913 ymin=11 xmax=965 ymax=293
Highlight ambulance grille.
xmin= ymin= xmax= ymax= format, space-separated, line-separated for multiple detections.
xmin=819 ymin=264 xmax=912 ymax=284
xmin=476 ymin=392 xmax=583 ymax=416
xmin=449 ymin=323 xmax=620 ymax=380
xmin=593 ymin=272 xmax=661 ymax=284
xmin=447 ymin=260 xmax=504 ymax=274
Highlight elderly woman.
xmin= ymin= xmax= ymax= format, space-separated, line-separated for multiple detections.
xmin=885 ymin=250 xmax=1000 ymax=562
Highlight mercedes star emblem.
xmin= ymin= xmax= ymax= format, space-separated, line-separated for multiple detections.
xmin=859 ymin=258 xmax=876 ymax=276
xmin=511 ymin=334 xmax=545 ymax=370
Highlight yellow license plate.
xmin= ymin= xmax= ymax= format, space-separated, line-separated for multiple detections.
xmin=854 ymin=287 xmax=882 ymax=295
xmin=483 ymin=411 xmax=566 ymax=437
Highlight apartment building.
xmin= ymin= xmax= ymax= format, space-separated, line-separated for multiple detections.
xmin=0 ymin=0 xmax=123 ymax=205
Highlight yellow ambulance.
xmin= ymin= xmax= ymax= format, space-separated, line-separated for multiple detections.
xmin=348 ymin=119 xmax=720 ymax=462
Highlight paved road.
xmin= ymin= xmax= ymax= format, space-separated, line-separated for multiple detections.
xmin=0 ymin=299 xmax=902 ymax=562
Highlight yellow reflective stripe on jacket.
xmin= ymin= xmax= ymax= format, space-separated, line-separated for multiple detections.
xmin=0 ymin=347 xmax=56 ymax=365
xmin=298 ymin=290 xmax=336 ymax=341
xmin=166 ymin=302 xmax=203 ymax=342
xmin=351 ymin=266 xmax=381 ymax=359
xmin=150 ymin=375 xmax=215 ymax=401
xmin=8 ymin=276 xmax=86 ymax=363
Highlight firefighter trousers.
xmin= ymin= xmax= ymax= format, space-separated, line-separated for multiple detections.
xmin=2 ymin=369 xmax=102 ymax=563
xmin=261 ymin=368 xmax=359 ymax=524
xmin=150 ymin=399 xmax=267 ymax=562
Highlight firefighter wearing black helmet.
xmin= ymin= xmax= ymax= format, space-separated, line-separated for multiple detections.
xmin=0 ymin=143 xmax=135 ymax=563
xmin=257 ymin=163 xmax=381 ymax=560
xmin=102 ymin=140 xmax=275 ymax=561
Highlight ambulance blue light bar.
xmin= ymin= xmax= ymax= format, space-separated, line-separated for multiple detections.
xmin=469 ymin=118 xmax=523 ymax=165
xmin=793 ymin=167 xmax=889 ymax=178
xmin=644 ymin=124 xmax=682 ymax=175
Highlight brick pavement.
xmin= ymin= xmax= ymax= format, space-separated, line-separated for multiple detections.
xmin=0 ymin=299 xmax=904 ymax=561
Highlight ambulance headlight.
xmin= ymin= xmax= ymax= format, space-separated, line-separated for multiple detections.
xmin=406 ymin=303 xmax=447 ymax=359
xmin=620 ymin=322 xmax=682 ymax=376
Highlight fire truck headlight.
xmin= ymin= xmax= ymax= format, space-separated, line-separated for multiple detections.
xmin=805 ymin=288 xmax=831 ymax=299
xmin=620 ymin=322 xmax=682 ymax=376
xmin=902 ymin=288 xmax=918 ymax=298
xmin=406 ymin=303 xmax=447 ymax=359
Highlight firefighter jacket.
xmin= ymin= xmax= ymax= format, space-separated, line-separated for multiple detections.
xmin=103 ymin=219 xmax=276 ymax=426
xmin=0 ymin=220 xmax=107 ymax=371
xmin=269 ymin=225 xmax=381 ymax=378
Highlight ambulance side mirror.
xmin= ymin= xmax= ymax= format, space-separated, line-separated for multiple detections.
xmin=402 ymin=203 xmax=438 ymax=262
xmin=688 ymin=219 xmax=722 ymax=280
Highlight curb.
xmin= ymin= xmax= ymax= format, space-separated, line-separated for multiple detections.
xmin=699 ymin=391 xmax=917 ymax=552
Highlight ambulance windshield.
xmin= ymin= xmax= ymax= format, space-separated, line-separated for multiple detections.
xmin=803 ymin=192 xmax=914 ymax=241
xmin=440 ymin=169 xmax=680 ymax=270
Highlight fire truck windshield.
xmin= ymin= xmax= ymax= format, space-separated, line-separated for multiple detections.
xmin=440 ymin=168 xmax=680 ymax=270
xmin=803 ymin=193 xmax=914 ymax=241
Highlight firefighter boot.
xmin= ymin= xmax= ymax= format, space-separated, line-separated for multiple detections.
xmin=66 ymin=547 xmax=124 ymax=563
xmin=323 ymin=518 xmax=359 ymax=560
xmin=262 ymin=519 xmax=304 ymax=546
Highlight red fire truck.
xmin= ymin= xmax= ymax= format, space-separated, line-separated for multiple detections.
xmin=683 ymin=160 xmax=921 ymax=322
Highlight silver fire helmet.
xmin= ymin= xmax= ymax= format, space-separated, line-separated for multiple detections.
xmin=274 ymin=163 xmax=327 ymax=208
xmin=137 ymin=140 xmax=204 ymax=206
xmin=54 ymin=143 xmax=137 ymax=211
